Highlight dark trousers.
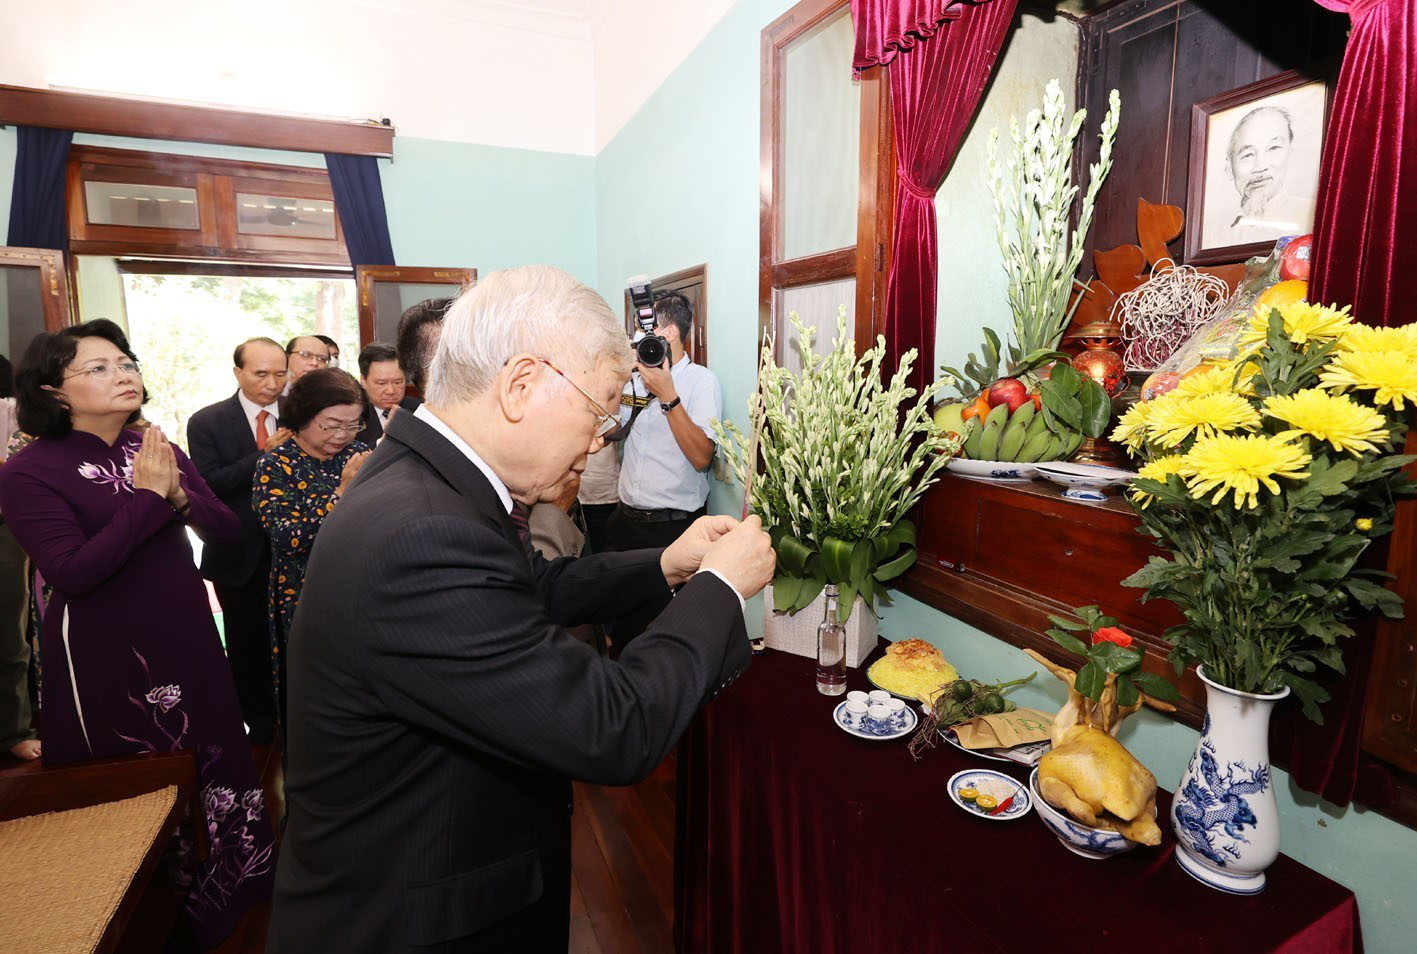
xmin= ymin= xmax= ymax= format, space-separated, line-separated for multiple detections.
xmin=605 ymin=503 xmax=705 ymax=650
xmin=212 ymin=555 xmax=278 ymax=743
xmin=581 ymin=502 xmax=616 ymax=556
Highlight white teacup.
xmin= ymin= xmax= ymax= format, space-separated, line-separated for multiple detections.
xmin=842 ymin=699 xmax=870 ymax=730
xmin=868 ymin=689 xmax=893 ymax=707
xmin=865 ymin=703 xmax=894 ymax=734
xmin=846 ymin=690 xmax=871 ymax=706
xmin=886 ymin=697 xmax=908 ymax=727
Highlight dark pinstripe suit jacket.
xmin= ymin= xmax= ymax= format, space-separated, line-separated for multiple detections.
xmin=267 ymin=411 xmax=749 ymax=954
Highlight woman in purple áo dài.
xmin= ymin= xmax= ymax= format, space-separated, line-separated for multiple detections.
xmin=0 ymin=321 xmax=275 ymax=948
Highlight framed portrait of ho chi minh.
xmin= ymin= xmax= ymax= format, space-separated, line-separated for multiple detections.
xmin=1185 ymin=69 xmax=1333 ymax=266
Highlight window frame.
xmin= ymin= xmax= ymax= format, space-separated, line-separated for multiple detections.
xmin=760 ymin=0 xmax=895 ymax=362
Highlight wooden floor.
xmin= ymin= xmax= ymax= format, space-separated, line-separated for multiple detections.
xmin=208 ymin=745 xmax=676 ymax=954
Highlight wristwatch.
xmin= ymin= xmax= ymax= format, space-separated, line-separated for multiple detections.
xmin=661 ymin=396 xmax=682 ymax=414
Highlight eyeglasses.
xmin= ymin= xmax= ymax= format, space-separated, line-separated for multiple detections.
xmin=315 ymin=421 xmax=363 ymax=434
xmin=538 ymin=358 xmax=619 ymax=438
xmin=65 ymin=360 xmax=142 ymax=381
xmin=291 ymin=351 xmax=331 ymax=366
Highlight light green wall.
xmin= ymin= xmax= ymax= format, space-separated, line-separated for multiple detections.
xmin=593 ymin=3 xmax=1414 ymax=951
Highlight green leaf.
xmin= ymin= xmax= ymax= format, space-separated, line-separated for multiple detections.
xmin=1045 ymin=614 xmax=1088 ymax=632
xmin=793 ymin=572 xmax=827 ymax=613
xmin=1074 ymin=661 xmax=1105 ymax=700
xmin=772 ymin=574 xmax=803 ymax=612
xmin=850 ymin=539 xmax=873 ymax=587
xmin=873 ymin=546 xmax=917 ymax=581
xmin=1048 ymin=361 xmax=1082 ymax=393
xmin=1091 ymin=642 xmax=1142 ymax=674
xmin=1115 ymin=677 xmax=1140 ymax=709
xmin=1039 ymin=380 xmax=1083 ymax=430
xmin=838 ymin=581 xmax=859 ymax=623
xmin=1077 ymin=379 xmax=1112 ymax=437
xmin=820 ymin=536 xmax=854 ymax=583
xmin=1046 ymin=628 xmax=1089 ymax=657
xmin=1133 ymin=671 xmax=1182 ymax=703
xmin=776 ymin=534 xmax=814 ymax=576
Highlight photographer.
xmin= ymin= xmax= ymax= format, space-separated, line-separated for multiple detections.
xmin=607 ymin=291 xmax=722 ymax=647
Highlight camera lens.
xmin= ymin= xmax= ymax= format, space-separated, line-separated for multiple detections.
xmin=636 ymin=335 xmax=666 ymax=367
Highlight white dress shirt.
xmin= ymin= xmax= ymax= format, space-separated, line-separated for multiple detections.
xmin=236 ymin=391 xmax=280 ymax=446
xmin=617 ymin=354 xmax=722 ymax=512
xmin=414 ymin=404 xmax=513 ymax=514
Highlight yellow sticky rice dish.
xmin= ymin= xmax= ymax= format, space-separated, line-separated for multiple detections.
xmin=867 ymin=638 xmax=959 ymax=703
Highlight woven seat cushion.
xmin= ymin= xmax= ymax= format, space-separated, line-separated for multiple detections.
xmin=0 ymin=785 xmax=179 ymax=954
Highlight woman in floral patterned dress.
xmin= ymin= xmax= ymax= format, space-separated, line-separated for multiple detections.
xmin=252 ymin=368 xmax=369 ymax=731
xmin=0 ymin=320 xmax=275 ymax=947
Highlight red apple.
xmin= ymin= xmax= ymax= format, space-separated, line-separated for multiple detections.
xmin=1280 ymin=234 xmax=1313 ymax=282
xmin=987 ymin=377 xmax=1029 ymax=413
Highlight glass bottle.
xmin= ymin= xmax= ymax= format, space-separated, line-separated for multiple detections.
xmin=816 ymin=585 xmax=847 ymax=695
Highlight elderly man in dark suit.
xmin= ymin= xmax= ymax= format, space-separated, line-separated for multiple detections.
xmin=268 ymin=265 xmax=774 ymax=953
xmin=187 ymin=337 xmax=290 ymax=744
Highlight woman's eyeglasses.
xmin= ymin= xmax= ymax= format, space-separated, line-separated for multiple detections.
xmin=315 ymin=421 xmax=363 ymax=434
xmin=65 ymin=360 xmax=142 ymax=381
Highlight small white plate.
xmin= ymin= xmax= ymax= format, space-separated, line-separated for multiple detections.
xmin=832 ymin=700 xmax=917 ymax=741
xmin=946 ymin=458 xmax=1038 ymax=482
xmin=1033 ymin=462 xmax=1136 ymax=501
xmin=947 ymin=768 xmax=1032 ymax=820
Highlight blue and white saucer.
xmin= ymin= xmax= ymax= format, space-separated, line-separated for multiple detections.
xmin=833 ymin=701 xmax=917 ymax=741
xmin=947 ymin=768 xmax=1032 ymax=820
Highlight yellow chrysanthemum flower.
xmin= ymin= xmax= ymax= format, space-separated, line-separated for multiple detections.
xmin=1146 ymin=392 xmax=1262 ymax=448
xmin=1173 ymin=365 xmax=1237 ymax=398
xmin=1320 ymin=349 xmax=1417 ymax=410
xmin=1336 ymin=323 xmax=1417 ymax=357
xmin=1111 ymin=400 xmax=1153 ymax=453
xmin=1129 ymin=454 xmax=1190 ymax=508
xmin=1184 ymin=434 xmax=1311 ymax=510
xmin=1239 ymin=300 xmax=1354 ymax=349
xmin=1263 ymin=388 xmax=1389 ymax=455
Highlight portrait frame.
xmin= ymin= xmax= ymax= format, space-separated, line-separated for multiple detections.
xmin=1185 ymin=69 xmax=1333 ymax=266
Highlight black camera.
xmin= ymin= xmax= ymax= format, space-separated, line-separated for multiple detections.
xmin=627 ymin=275 xmax=668 ymax=368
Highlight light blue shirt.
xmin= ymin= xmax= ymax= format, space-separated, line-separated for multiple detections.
xmin=617 ymin=354 xmax=722 ymax=512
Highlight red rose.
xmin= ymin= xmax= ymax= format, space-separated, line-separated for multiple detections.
xmin=1093 ymin=626 xmax=1133 ymax=648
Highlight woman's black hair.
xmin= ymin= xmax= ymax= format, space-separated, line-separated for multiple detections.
xmin=0 ymin=354 xmax=13 ymax=399
xmin=14 ymin=319 xmax=148 ymax=439
xmin=279 ymin=368 xmax=367 ymax=433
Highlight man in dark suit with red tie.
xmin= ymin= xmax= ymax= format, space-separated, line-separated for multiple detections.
xmin=268 ymin=266 xmax=775 ymax=953
xmin=188 ymin=337 xmax=290 ymax=744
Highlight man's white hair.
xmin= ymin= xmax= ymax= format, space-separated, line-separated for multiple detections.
xmin=425 ymin=265 xmax=631 ymax=405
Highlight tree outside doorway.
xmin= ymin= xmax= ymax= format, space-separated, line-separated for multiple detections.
xmin=121 ymin=272 xmax=360 ymax=450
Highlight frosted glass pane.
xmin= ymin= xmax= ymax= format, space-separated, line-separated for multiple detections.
xmin=237 ymin=193 xmax=337 ymax=239
xmin=1 ymin=265 xmax=46 ymax=361
xmin=777 ymin=278 xmax=856 ymax=376
xmin=782 ymin=8 xmax=859 ymax=261
xmin=84 ymin=181 xmax=200 ymax=229
xmin=373 ymin=281 xmax=462 ymax=342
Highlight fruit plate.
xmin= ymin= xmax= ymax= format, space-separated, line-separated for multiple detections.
xmin=947 ymin=768 xmax=1032 ymax=820
xmin=940 ymin=728 xmax=1052 ymax=767
xmin=1033 ymin=462 xmax=1136 ymax=501
xmin=946 ymin=458 xmax=1038 ymax=482
xmin=832 ymin=700 xmax=917 ymax=741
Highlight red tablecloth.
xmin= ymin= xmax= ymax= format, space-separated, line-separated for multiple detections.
xmin=674 ymin=649 xmax=1362 ymax=954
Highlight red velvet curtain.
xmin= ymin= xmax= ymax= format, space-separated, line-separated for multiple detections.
xmin=1274 ymin=0 xmax=1417 ymax=809
xmin=1309 ymin=0 xmax=1414 ymax=327
xmin=851 ymin=0 xmax=1019 ymax=395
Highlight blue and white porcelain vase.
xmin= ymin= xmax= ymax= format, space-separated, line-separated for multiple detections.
xmin=1171 ymin=666 xmax=1289 ymax=894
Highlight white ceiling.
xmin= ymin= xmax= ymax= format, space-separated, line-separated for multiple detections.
xmin=0 ymin=0 xmax=736 ymax=155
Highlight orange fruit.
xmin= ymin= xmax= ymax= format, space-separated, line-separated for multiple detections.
xmin=961 ymin=394 xmax=991 ymax=422
xmin=1253 ymin=279 xmax=1308 ymax=315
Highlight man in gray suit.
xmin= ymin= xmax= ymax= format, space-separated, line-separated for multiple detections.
xmin=269 ymin=265 xmax=774 ymax=953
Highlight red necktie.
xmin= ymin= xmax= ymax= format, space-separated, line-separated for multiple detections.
xmin=256 ymin=409 xmax=271 ymax=450
xmin=509 ymin=503 xmax=535 ymax=561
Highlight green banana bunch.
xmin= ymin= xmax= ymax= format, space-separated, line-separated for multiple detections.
xmin=962 ymin=398 xmax=1084 ymax=463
